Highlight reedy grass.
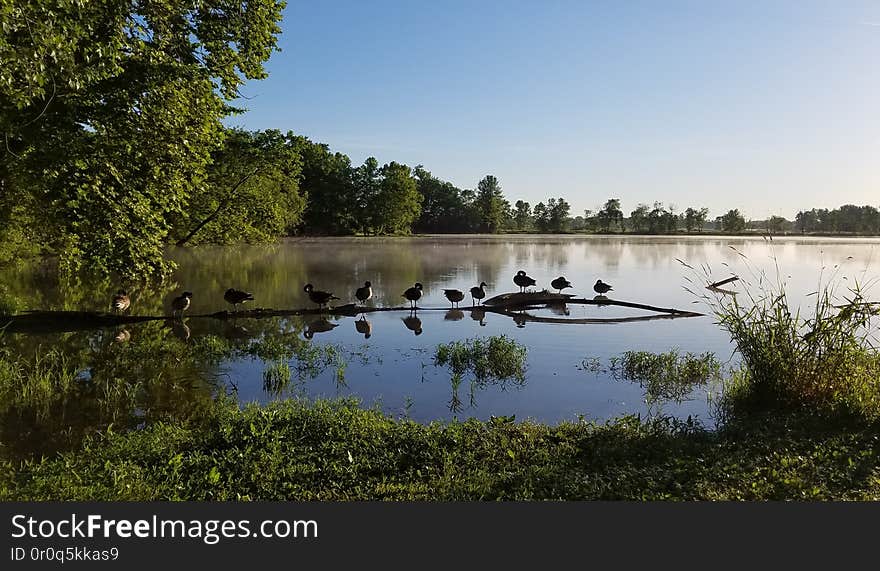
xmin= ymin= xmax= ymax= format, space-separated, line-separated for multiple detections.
xmin=682 ymin=241 xmax=880 ymax=419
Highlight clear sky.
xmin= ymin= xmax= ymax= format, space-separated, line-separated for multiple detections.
xmin=228 ymin=0 xmax=880 ymax=220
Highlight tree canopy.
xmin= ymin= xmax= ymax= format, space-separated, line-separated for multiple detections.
xmin=0 ymin=0 xmax=286 ymax=278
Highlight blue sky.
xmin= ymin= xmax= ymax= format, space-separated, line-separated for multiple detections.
xmin=228 ymin=1 xmax=880 ymax=220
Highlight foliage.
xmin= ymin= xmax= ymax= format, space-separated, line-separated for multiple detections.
xmin=434 ymin=335 xmax=527 ymax=385
xmin=794 ymin=204 xmax=880 ymax=235
xmin=717 ymin=209 xmax=747 ymax=233
xmin=475 ymin=175 xmax=507 ymax=233
xmin=3 ymin=398 xmax=879 ymax=500
xmin=533 ymin=198 xmax=571 ymax=232
xmin=176 ymin=129 xmax=305 ymax=245
xmin=609 ymin=350 xmax=722 ymax=403
xmin=683 ymin=207 xmax=709 ymax=232
xmin=689 ymin=254 xmax=880 ymax=420
xmin=595 ymin=198 xmax=625 ymax=232
xmin=0 ymin=0 xmax=286 ymax=279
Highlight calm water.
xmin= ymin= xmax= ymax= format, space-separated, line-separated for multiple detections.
xmin=3 ymin=235 xmax=879 ymax=457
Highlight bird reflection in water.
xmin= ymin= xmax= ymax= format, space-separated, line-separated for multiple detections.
xmin=513 ymin=311 xmax=527 ymax=328
xmin=402 ymin=312 xmax=423 ymax=335
xmin=304 ymin=318 xmax=338 ymax=339
xmin=444 ymin=309 xmax=465 ymax=321
xmin=222 ymin=322 xmax=251 ymax=340
xmin=112 ymin=329 xmax=131 ymax=344
xmin=548 ymin=301 xmax=570 ymax=316
xmin=355 ymin=316 xmax=372 ymax=339
xmin=171 ymin=320 xmax=191 ymax=342
xmin=470 ymin=307 xmax=487 ymax=326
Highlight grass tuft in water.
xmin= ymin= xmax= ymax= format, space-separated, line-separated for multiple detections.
xmin=683 ymin=246 xmax=880 ymax=420
xmin=610 ymin=350 xmax=723 ymax=403
xmin=434 ymin=335 xmax=527 ymax=384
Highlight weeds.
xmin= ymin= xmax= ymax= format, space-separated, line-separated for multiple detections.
xmin=610 ymin=350 xmax=723 ymax=404
xmin=682 ymin=243 xmax=880 ymax=419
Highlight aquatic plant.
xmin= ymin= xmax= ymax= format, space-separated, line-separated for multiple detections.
xmin=609 ymin=350 xmax=722 ymax=404
xmin=434 ymin=335 xmax=528 ymax=385
xmin=683 ymin=245 xmax=880 ymax=419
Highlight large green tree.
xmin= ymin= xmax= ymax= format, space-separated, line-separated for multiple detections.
xmin=0 ymin=0 xmax=285 ymax=278
xmin=369 ymin=162 xmax=421 ymax=235
xmin=476 ymin=175 xmax=506 ymax=233
xmin=175 ymin=129 xmax=305 ymax=245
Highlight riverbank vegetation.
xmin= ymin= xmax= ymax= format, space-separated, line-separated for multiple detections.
xmin=1 ymin=272 xmax=879 ymax=500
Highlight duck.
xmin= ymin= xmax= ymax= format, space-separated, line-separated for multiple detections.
xmin=593 ymin=280 xmax=613 ymax=295
xmin=224 ymin=288 xmax=254 ymax=312
xmin=402 ymin=282 xmax=423 ymax=308
xmin=550 ymin=276 xmax=572 ymax=294
xmin=402 ymin=313 xmax=423 ymax=335
xmin=304 ymin=284 xmax=339 ymax=309
xmin=355 ymin=280 xmax=373 ymax=304
xmin=170 ymin=291 xmax=193 ymax=319
xmin=513 ymin=270 xmax=536 ymax=293
xmin=470 ymin=282 xmax=488 ymax=305
xmin=111 ymin=289 xmax=130 ymax=314
xmin=355 ymin=317 xmax=372 ymax=339
xmin=443 ymin=288 xmax=465 ymax=308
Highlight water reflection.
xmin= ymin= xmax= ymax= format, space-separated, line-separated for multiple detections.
xmin=2 ymin=235 xmax=879 ymax=460
xmin=304 ymin=318 xmax=338 ymax=339
xmin=470 ymin=307 xmax=487 ymax=326
xmin=402 ymin=312 xmax=423 ymax=335
xmin=354 ymin=317 xmax=372 ymax=339
xmin=444 ymin=309 xmax=465 ymax=321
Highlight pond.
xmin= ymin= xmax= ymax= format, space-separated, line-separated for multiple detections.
xmin=2 ymin=235 xmax=879 ymax=458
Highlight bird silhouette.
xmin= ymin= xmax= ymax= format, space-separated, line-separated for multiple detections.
xmin=170 ymin=291 xmax=192 ymax=319
xmin=111 ymin=289 xmax=130 ymax=314
xmin=443 ymin=288 xmax=465 ymax=308
xmin=402 ymin=282 xmax=423 ymax=309
xmin=593 ymin=280 xmax=613 ymax=295
xmin=355 ymin=281 xmax=373 ymax=305
xmin=513 ymin=270 xmax=536 ymax=293
xmin=224 ymin=288 xmax=254 ymax=312
xmin=470 ymin=282 xmax=488 ymax=305
xmin=550 ymin=276 xmax=572 ymax=294
xmin=304 ymin=284 xmax=339 ymax=309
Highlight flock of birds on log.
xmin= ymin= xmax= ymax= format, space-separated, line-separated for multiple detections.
xmin=109 ymin=272 xmax=615 ymax=318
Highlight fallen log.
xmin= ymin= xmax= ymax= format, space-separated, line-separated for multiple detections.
xmin=708 ymin=276 xmax=739 ymax=288
xmin=1 ymin=294 xmax=702 ymax=334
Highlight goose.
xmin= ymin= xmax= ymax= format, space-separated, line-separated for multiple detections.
xmin=170 ymin=291 xmax=193 ymax=319
xmin=111 ymin=289 xmax=130 ymax=314
xmin=304 ymin=284 xmax=339 ymax=309
xmin=224 ymin=288 xmax=254 ymax=312
xmin=550 ymin=276 xmax=572 ymax=294
xmin=470 ymin=282 xmax=488 ymax=305
xmin=355 ymin=281 xmax=373 ymax=304
xmin=402 ymin=282 xmax=423 ymax=308
xmin=443 ymin=288 xmax=465 ymax=308
xmin=402 ymin=313 xmax=423 ymax=335
xmin=593 ymin=280 xmax=613 ymax=295
xmin=355 ymin=317 xmax=372 ymax=339
xmin=513 ymin=270 xmax=536 ymax=293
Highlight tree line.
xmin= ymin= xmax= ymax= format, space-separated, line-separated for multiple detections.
xmin=2 ymin=3 xmax=877 ymax=282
